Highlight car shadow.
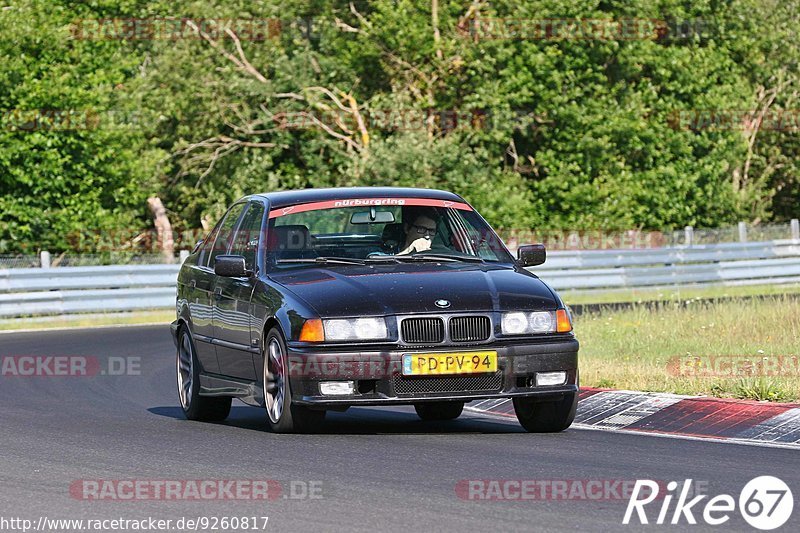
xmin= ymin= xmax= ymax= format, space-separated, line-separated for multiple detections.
xmin=147 ymin=404 xmax=525 ymax=434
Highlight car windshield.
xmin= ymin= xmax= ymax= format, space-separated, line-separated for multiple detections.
xmin=265 ymin=198 xmax=514 ymax=267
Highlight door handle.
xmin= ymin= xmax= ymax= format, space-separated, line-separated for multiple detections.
xmin=214 ymin=287 xmax=223 ymax=300
xmin=189 ymin=280 xmax=196 ymax=288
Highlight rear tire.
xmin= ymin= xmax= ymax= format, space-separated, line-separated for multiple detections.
xmin=513 ymin=391 xmax=577 ymax=433
xmin=263 ymin=327 xmax=325 ymax=433
xmin=414 ymin=401 xmax=464 ymax=421
xmin=176 ymin=326 xmax=231 ymax=422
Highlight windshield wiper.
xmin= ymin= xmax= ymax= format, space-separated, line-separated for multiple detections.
xmin=277 ymin=256 xmax=367 ymax=265
xmin=277 ymin=254 xmax=484 ymax=266
xmin=415 ymin=252 xmax=485 ymax=263
xmin=382 ymin=252 xmax=485 ymax=263
xmin=364 ymin=255 xmax=402 ymax=264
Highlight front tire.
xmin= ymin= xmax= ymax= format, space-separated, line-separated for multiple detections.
xmin=176 ymin=326 xmax=231 ymax=421
xmin=513 ymin=391 xmax=577 ymax=433
xmin=414 ymin=401 xmax=464 ymax=421
xmin=263 ymin=327 xmax=325 ymax=433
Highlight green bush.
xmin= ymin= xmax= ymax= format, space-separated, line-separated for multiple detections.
xmin=2 ymin=0 xmax=799 ymax=253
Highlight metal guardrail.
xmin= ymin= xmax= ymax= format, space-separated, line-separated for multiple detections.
xmin=1 ymin=240 xmax=799 ymax=318
xmin=0 ymin=287 xmax=177 ymax=317
xmin=0 ymin=265 xmax=180 ymax=318
xmin=0 ymin=264 xmax=182 ymax=292
xmin=532 ymin=240 xmax=800 ymax=290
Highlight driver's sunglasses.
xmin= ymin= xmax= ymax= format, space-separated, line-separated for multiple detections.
xmin=411 ymin=224 xmax=437 ymax=235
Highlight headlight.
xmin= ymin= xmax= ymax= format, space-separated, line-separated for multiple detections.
xmin=501 ymin=310 xmax=571 ymax=335
xmin=501 ymin=312 xmax=530 ymax=334
xmin=323 ymin=317 xmax=388 ymax=341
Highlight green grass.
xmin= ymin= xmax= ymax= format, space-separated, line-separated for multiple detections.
xmin=561 ymin=283 xmax=800 ymax=306
xmin=576 ymin=296 xmax=800 ymax=401
xmin=0 ymin=310 xmax=174 ymax=331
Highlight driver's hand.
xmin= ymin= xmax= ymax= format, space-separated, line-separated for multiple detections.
xmin=398 ymin=237 xmax=432 ymax=255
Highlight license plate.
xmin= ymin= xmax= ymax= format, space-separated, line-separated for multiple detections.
xmin=402 ymin=351 xmax=498 ymax=376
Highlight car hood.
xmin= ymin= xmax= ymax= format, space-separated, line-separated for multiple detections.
xmin=268 ymin=263 xmax=558 ymax=317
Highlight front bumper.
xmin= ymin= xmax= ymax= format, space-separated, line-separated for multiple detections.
xmin=285 ymin=338 xmax=579 ymax=406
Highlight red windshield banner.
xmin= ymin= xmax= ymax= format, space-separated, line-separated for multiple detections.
xmin=268 ymin=198 xmax=473 ymax=218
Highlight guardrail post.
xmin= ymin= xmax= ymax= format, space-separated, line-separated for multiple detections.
xmin=792 ymin=219 xmax=800 ymax=240
xmin=179 ymin=250 xmax=190 ymax=264
xmin=40 ymin=251 xmax=51 ymax=269
xmin=738 ymin=221 xmax=748 ymax=243
xmin=684 ymin=226 xmax=693 ymax=246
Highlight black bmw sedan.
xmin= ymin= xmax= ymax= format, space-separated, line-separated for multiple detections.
xmin=171 ymin=187 xmax=579 ymax=433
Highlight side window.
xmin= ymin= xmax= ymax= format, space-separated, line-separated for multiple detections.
xmin=198 ymin=224 xmax=222 ymax=269
xmin=208 ymin=203 xmax=247 ymax=268
xmin=231 ymin=202 xmax=265 ymax=271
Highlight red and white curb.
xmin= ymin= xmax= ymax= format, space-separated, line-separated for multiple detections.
xmin=467 ymin=388 xmax=800 ymax=448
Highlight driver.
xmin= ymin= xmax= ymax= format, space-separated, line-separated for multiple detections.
xmin=398 ymin=207 xmax=439 ymax=255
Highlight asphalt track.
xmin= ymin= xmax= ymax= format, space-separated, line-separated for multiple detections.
xmin=0 ymin=325 xmax=797 ymax=533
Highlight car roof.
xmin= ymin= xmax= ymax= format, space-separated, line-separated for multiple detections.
xmin=248 ymin=187 xmax=465 ymax=208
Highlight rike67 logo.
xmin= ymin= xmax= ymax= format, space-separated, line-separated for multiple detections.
xmin=624 ymin=476 xmax=793 ymax=530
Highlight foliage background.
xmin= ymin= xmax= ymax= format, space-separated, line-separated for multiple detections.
xmin=1 ymin=0 xmax=799 ymax=253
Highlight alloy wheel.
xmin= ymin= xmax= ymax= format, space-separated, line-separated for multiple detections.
xmin=265 ymin=337 xmax=286 ymax=423
xmin=177 ymin=332 xmax=193 ymax=409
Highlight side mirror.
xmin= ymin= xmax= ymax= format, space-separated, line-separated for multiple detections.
xmin=517 ymin=244 xmax=546 ymax=267
xmin=214 ymin=255 xmax=250 ymax=277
